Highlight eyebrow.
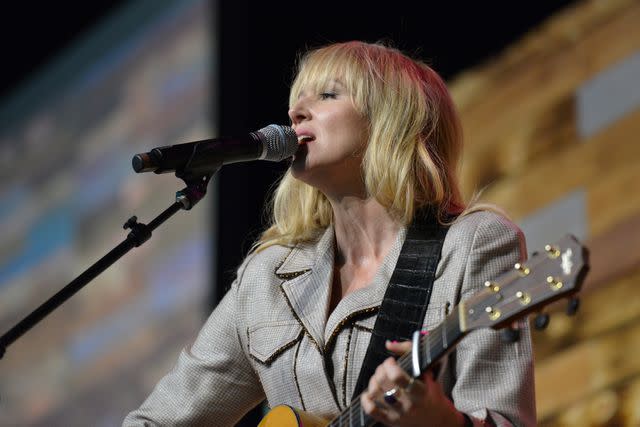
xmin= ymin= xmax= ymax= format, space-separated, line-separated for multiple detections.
xmin=327 ymin=79 xmax=344 ymax=89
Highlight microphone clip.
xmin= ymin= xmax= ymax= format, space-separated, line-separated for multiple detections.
xmin=175 ymin=172 xmax=212 ymax=210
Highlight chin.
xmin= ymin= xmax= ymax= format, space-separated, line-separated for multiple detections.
xmin=290 ymin=147 xmax=320 ymax=180
xmin=290 ymin=163 xmax=315 ymax=186
xmin=290 ymin=155 xmax=307 ymax=178
xmin=290 ymin=159 xmax=328 ymax=191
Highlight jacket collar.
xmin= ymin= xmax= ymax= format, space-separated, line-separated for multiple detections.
xmin=274 ymin=231 xmax=325 ymax=280
xmin=276 ymin=225 xmax=406 ymax=350
xmin=277 ymin=226 xmax=335 ymax=348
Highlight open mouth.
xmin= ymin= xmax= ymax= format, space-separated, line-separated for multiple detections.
xmin=297 ymin=135 xmax=315 ymax=144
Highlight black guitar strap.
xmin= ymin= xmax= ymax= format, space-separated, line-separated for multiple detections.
xmin=351 ymin=207 xmax=450 ymax=399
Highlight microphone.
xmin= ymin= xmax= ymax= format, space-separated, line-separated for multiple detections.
xmin=132 ymin=124 xmax=298 ymax=175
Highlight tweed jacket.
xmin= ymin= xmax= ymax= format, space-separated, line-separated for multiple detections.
xmin=124 ymin=211 xmax=536 ymax=426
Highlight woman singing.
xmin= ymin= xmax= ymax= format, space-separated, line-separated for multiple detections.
xmin=124 ymin=41 xmax=535 ymax=427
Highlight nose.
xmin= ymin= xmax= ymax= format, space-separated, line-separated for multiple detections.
xmin=288 ymin=97 xmax=310 ymax=126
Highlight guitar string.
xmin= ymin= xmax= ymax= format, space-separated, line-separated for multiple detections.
xmin=331 ymin=320 xmax=454 ymax=426
xmin=335 ymin=309 xmax=529 ymax=425
xmin=330 ymin=252 xmax=575 ymax=426
xmin=331 ymin=276 xmax=555 ymax=427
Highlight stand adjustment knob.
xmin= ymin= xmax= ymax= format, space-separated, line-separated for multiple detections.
xmin=123 ymin=216 xmax=138 ymax=229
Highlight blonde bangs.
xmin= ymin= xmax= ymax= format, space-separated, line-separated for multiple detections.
xmin=289 ymin=43 xmax=373 ymax=115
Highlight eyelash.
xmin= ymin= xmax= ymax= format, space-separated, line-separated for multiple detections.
xmin=320 ymin=92 xmax=337 ymax=100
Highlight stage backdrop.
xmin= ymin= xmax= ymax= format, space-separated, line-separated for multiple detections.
xmin=0 ymin=0 xmax=215 ymax=425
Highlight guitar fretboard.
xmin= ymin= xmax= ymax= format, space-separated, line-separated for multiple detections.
xmin=328 ymin=309 xmax=465 ymax=427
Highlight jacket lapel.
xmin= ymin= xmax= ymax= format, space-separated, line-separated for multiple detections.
xmin=276 ymin=225 xmax=407 ymax=350
xmin=323 ymin=227 xmax=406 ymax=347
xmin=277 ymin=226 xmax=335 ymax=349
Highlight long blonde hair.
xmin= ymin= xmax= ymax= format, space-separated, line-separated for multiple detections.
xmin=255 ymin=41 xmax=465 ymax=251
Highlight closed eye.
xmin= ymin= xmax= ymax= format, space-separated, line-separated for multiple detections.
xmin=320 ymin=92 xmax=337 ymax=100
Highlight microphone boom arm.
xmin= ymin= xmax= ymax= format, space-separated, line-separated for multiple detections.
xmin=0 ymin=171 xmax=212 ymax=360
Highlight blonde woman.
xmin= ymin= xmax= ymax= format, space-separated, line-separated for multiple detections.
xmin=125 ymin=41 xmax=535 ymax=427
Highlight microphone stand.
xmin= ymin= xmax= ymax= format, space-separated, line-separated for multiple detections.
xmin=0 ymin=171 xmax=213 ymax=360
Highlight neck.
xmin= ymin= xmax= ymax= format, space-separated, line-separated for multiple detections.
xmin=329 ymin=195 xmax=401 ymax=267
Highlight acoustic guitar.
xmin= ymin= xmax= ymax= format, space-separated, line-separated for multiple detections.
xmin=259 ymin=234 xmax=589 ymax=427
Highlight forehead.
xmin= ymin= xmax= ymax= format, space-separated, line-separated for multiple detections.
xmin=295 ymin=79 xmax=344 ymax=96
xmin=292 ymin=48 xmax=357 ymax=85
xmin=293 ymin=65 xmax=345 ymax=93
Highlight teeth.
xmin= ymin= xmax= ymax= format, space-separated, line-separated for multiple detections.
xmin=297 ymin=135 xmax=313 ymax=143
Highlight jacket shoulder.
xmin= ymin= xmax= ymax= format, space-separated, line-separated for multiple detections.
xmin=447 ymin=209 xmax=525 ymax=251
xmin=234 ymin=243 xmax=295 ymax=287
xmin=440 ymin=210 xmax=527 ymax=276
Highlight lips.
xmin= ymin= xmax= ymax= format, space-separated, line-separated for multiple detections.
xmin=295 ymin=128 xmax=316 ymax=145
xmin=297 ymin=135 xmax=315 ymax=144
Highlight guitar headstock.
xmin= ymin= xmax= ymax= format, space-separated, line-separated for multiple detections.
xmin=460 ymin=234 xmax=589 ymax=332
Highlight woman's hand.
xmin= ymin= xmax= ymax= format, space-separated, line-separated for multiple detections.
xmin=360 ymin=340 xmax=467 ymax=427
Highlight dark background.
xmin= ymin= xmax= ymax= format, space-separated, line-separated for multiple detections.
xmin=215 ymin=0 xmax=577 ymax=301
xmin=0 ymin=1 xmax=576 ymax=424
xmin=0 ymin=2 xmax=576 ymax=102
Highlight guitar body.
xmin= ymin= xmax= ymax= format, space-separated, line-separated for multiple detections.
xmin=259 ymin=405 xmax=329 ymax=427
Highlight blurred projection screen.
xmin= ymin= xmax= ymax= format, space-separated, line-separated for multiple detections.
xmin=0 ymin=0 xmax=216 ymax=425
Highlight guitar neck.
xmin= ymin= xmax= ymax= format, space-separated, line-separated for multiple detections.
xmin=261 ymin=235 xmax=588 ymax=427
xmin=326 ymin=234 xmax=589 ymax=427
xmin=402 ymin=307 xmax=465 ymax=374
xmin=328 ymin=308 xmax=466 ymax=427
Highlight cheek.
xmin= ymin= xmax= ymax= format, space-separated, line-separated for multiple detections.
xmin=343 ymin=120 xmax=369 ymax=152
xmin=342 ymin=110 xmax=369 ymax=141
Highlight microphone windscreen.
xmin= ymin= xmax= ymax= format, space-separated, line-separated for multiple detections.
xmin=254 ymin=125 xmax=298 ymax=161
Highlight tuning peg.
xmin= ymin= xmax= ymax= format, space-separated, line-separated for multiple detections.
xmin=544 ymin=244 xmax=561 ymax=258
xmin=501 ymin=327 xmax=520 ymax=343
xmin=514 ymin=263 xmax=530 ymax=276
xmin=566 ymin=297 xmax=580 ymax=316
xmin=534 ymin=313 xmax=550 ymax=330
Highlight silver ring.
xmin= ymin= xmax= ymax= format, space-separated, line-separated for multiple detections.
xmin=383 ymin=388 xmax=399 ymax=405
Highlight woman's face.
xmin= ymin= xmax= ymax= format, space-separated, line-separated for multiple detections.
xmin=288 ymin=79 xmax=369 ymax=196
